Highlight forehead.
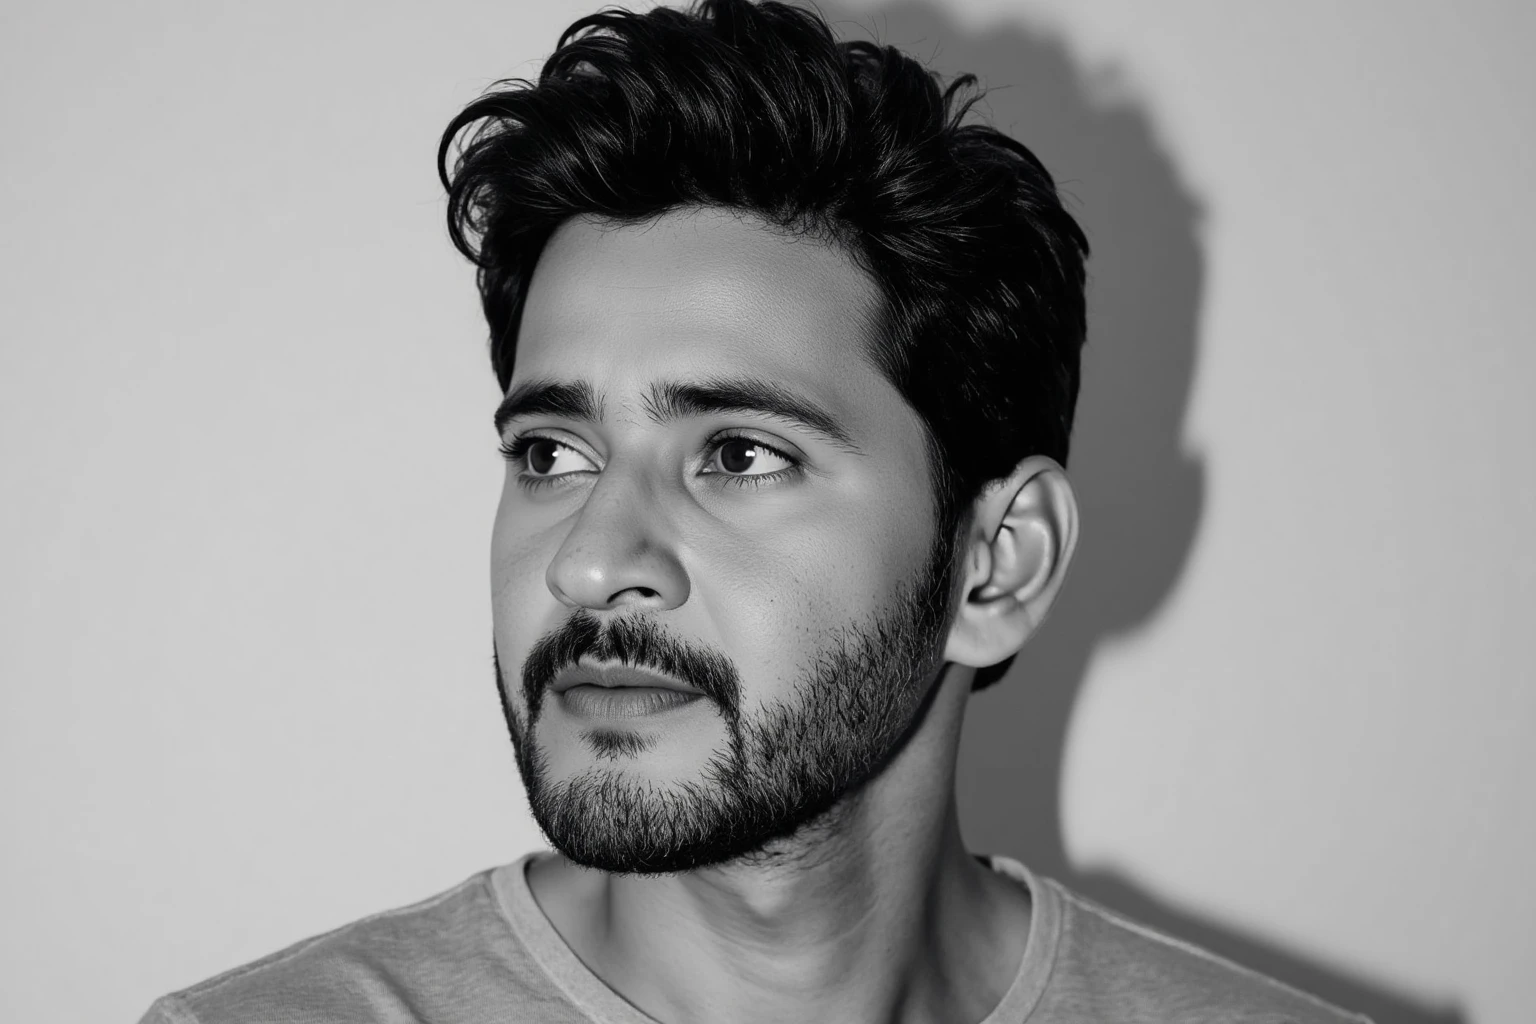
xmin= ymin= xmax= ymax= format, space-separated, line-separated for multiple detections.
xmin=514 ymin=207 xmax=888 ymax=402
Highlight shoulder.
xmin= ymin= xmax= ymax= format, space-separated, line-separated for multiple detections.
xmin=1037 ymin=876 xmax=1371 ymax=1024
xmin=137 ymin=863 xmax=566 ymax=1024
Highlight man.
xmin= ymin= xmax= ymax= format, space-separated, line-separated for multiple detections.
xmin=141 ymin=1 xmax=1367 ymax=1021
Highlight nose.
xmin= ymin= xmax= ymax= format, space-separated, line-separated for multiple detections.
xmin=545 ymin=466 xmax=690 ymax=612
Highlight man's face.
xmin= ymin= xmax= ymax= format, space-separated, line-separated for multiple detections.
xmin=492 ymin=207 xmax=955 ymax=872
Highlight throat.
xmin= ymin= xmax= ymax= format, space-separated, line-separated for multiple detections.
xmin=524 ymin=819 xmax=1031 ymax=1024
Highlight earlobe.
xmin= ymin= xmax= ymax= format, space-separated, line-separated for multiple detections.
xmin=944 ymin=456 xmax=1078 ymax=669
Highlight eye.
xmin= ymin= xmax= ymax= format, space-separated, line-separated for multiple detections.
xmin=500 ymin=436 xmax=597 ymax=478
xmin=703 ymin=437 xmax=796 ymax=476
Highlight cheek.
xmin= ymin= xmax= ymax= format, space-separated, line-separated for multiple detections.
xmin=490 ymin=496 xmax=569 ymax=691
xmin=690 ymin=494 xmax=931 ymax=702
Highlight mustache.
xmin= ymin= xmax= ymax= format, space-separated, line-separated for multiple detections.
xmin=521 ymin=610 xmax=742 ymax=722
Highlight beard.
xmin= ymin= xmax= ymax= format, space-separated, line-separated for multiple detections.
xmin=494 ymin=531 xmax=959 ymax=875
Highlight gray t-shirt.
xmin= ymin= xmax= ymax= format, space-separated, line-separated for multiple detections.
xmin=138 ymin=854 xmax=1369 ymax=1023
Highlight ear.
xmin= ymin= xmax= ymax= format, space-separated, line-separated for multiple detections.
xmin=943 ymin=456 xmax=1079 ymax=670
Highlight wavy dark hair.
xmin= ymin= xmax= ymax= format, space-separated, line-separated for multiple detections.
xmin=439 ymin=0 xmax=1088 ymax=688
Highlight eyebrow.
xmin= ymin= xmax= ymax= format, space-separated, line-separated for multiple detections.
xmin=493 ymin=375 xmax=862 ymax=455
xmin=494 ymin=379 xmax=602 ymax=435
xmin=645 ymin=377 xmax=862 ymax=454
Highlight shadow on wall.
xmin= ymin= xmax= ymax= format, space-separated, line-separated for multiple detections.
xmin=820 ymin=4 xmax=1465 ymax=1023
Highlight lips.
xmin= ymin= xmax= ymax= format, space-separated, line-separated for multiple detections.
xmin=549 ymin=661 xmax=703 ymax=696
xmin=559 ymin=685 xmax=702 ymax=719
xmin=550 ymin=661 xmax=705 ymax=721
xmin=520 ymin=612 xmax=742 ymax=727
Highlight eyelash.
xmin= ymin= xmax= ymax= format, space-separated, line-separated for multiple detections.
xmin=497 ymin=436 xmax=562 ymax=492
xmin=705 ymin=434 xmax=802 ymax=489
xmin=497 ymin=433 xmax=802 ymax=491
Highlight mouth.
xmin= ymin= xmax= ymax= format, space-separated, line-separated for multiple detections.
xmin=550 ymin=662 xmax=705 ymax=720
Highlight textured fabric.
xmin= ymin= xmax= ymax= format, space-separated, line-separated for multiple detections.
xmin=138 ymin=854 xmax=1370 ymax=1023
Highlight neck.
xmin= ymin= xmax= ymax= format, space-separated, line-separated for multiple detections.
xmin=526 ymin=665 xmax=1032 ymax=1024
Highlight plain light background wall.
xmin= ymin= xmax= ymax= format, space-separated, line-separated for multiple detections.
xmin=1 ymin=1 xmax=1530 ymax=1022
